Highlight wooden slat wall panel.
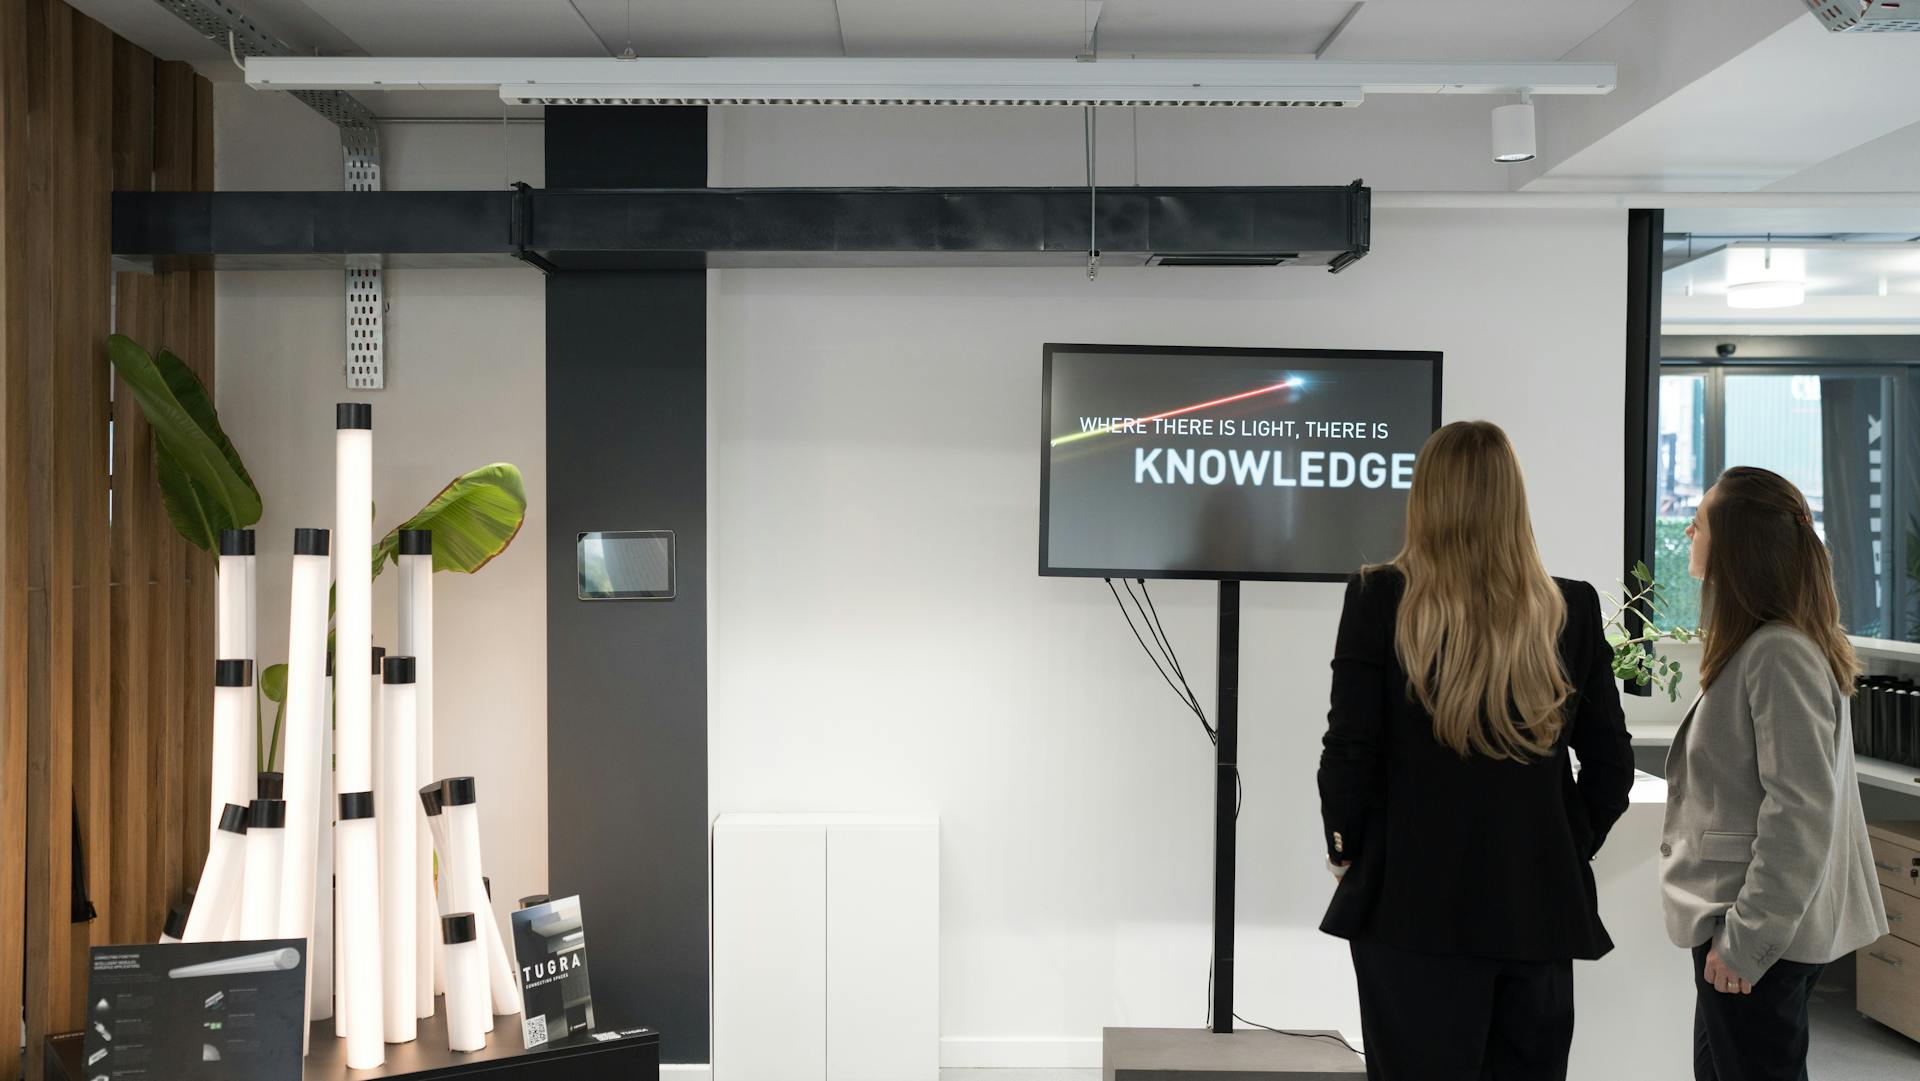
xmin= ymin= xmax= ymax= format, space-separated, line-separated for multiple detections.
xmin=0 ymin=1 xmax=36 ymax=1080
xmin=24 ymin=6 xmax=82 ymax=1080
xmin=153 ymin=58 xmax=200 ymax=895
xmin=108 ymin=35 xmax=156 ymax=948
xmin=0 ymin=3 xmax=218 ymax=1075
xmin=71 ymin=11 xmax=115 ymax=1028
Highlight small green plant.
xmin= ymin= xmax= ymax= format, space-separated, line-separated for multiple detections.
xmin=1605 ymin=560 xmax=1699 ymax=701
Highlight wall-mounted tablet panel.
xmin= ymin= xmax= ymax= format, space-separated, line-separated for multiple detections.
xmin=577 ymin=531 xmax=676 ymax=601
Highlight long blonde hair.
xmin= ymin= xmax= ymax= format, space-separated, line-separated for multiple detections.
xmin=1385 ymin=421 xmax=1572 ymax=760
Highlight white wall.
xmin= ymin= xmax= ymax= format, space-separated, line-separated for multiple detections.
xmin=706 ymin=208 xmax=1628 ymax=1064
xmin=212 ymin=85 xmax=549 ymax=933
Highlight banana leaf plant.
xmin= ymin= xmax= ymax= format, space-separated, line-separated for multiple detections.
xmin=107 ymin=333 xmax=527 ymax=770
xmin=106 ymin=334 xmax=262 ymax=550
xmin=257 ymin=463 xmax=528 ymax=767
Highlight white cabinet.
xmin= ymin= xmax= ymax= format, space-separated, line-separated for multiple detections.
xmin=713 ymin=814 xmax=939 ymax=1081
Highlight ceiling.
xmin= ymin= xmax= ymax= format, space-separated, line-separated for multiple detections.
xmin=70 ymin=0 xmax=1644 ymax=70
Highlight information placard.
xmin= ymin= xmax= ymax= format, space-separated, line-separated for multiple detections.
xmin=81 ymin=940 xmax=306 ymax=1080
xmin=512 ymin=895 xmax=595 ymax=1048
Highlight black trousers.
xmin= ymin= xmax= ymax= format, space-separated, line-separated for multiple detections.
xmin=1691 ymin=943 xmax=1825 ymax=1081
xmin=1350 ymin=938 xmax=1574 ymax=1081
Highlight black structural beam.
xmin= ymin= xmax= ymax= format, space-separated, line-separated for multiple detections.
xmin=112 ymin=184 xmax=1370 ymax=271
xmin=1622 ymin=208 xmax=1664 ymax=698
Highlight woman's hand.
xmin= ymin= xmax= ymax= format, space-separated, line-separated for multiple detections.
xmin=1328 ymin=859 xmax=1350 ymax=881
xmin=1704 ymin=943 xmax=1753 ymax=995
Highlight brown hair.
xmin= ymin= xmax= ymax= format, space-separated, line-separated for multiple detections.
xmin=1698 ymin=466 xmax=1858 ymax=690
xmin=1386 ymin=420 xmax=1571 ymax=760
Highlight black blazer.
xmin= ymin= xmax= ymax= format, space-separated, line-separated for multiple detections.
xmin=1316 ymin=567 xmax=1634 ymax=962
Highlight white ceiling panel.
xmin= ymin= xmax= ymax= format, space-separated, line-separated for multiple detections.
xmin=1097 ymin=0 xmax=1357 ymax=57
xmin=568 ymin=0 xmax=846 ymax=57
xmin=1326 ymin=0 xmax=1641 ymax=61
xmin=836 ymin=0 xmax=1103 ymax=58
xmin=296 ymin=0 xmax=606 ymax=56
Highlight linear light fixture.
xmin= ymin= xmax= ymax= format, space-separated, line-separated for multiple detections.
xmin=244 ymin=57 xmax=1615 ymax=108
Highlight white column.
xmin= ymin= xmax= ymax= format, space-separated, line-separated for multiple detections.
xmin=209 ymin=661 xmax=255 ymax=850
xmin=337 ymin=791 xmax=384 ymax=1070
xmin=334 ymin=403 xmax=374 ymax=794
xmin=398 ymin=532 xmax=437 ymax=1019
xmin=183 ymin=805 xmax=250 ymax=943
xmin=379 ymin=658 xmax=419 ymax=1044
xmin=215 ymin=528 xmax=254 ymax=665
xmin=240 ymin=799 xmax=286 ymax=940
xmin=441 ymin=913 xmax=487 ymax=1053
xmin=279 ymin=528 xmax=330 ymax=1043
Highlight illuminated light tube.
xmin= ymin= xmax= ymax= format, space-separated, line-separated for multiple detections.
xmin=336 ymin=647 xmax=384 ymax=1039
xmin=420 ymin=783 xmax=450 ymax=899
xmin=183 ymin=805 xmax=249 ymax=942
xmin=278 ymin=528 xmax=331 ymax=1043
xmin=443 ymin=777 xmax=522 ymax=1025
xmin=338 ymin=791 xmax=385 ymax=1069
xmin=209 ymin=661 xmax=256 ymax=852
xmin=315 ymin=654 xmax=335 ymax=1026
xmin=215 ymin=528 xmax=256 ymax=669
xmin=159 ymin=903 xmax=189 ymax=944
xmin=240 ymin=798 xmax=287 ymax=940
xmin=397 ymin=529 xmax=437 ymax=1018
xmin=335 ymin=403 xmax=374 ymax=793
xmin=168 ymin=947 xmax=302 ymax=980
xmin=440 ymin=914 xmax=486 ymax=1053
xmin=380 ymin=657 xmax=419 ymax=1044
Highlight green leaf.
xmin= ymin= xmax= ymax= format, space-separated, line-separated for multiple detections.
xmin=154 ymin=449 xmax=230 ymax=553
xmin=260 ymin=663 xmax=289 ymax=706
xmin=371 ymin=463 xmax=527 ymax=579
xmin=107 ymin=335 xmax=262 ymax=548
xmin=1632 ymin=560 xmax=1652 ymax=584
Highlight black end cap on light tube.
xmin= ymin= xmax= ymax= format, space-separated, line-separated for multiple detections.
xmin=217 ymin=803 xmax=250 ymax=834
xmin=214 ymin=660 xmax=253 ymax=687
xmin=519 ymin=894 xmax=549 ymax=910
xmin=338 ymin=791 xmax=376 ymax=820
xmin=218 ymin=529 xmax=256 ymax=556
xmin=248 ymin=799 xmax=286 ymax=829
xmin=294 ymin=527 xmax=331 ymax=556
xmin=441 ymin=913 xmax=477 ymax=944
xmin=336 ymin=402 xmax=372 ymax=430
xmin=398 ymin=529 xmax=433 ymax=556
xmin=442 ymin=776 xmax=477 ymax=807
xmin=419 ymin=783 xmax=445 ymax=816
xmin=483 ymin=877 xmax=492 ymax=900
xmin=256 ymin=772 xmax=284 ymax=800
xmin=383 ymin=656 xmax=417 ymax=684
xmin=371 ymin=645 xmax=385 ymax=675
xmin=164 ymin=904 xmax=190 ymax=940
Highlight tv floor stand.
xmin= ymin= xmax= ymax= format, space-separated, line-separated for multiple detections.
xmin=1211 ymin=579 xmax=1240 ymax=1034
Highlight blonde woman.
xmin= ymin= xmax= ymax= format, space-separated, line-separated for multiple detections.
xmin=1317 ymin=420 xmax=1635 ymax=1081
xmin=1663 ymin=467 xmax=1886 ymax=1081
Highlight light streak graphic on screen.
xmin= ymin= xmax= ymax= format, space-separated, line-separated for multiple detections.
xmin=1048 ymin=378 xmax=1301 ymax=449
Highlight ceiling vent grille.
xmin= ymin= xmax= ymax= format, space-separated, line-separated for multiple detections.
xmin=1805 ymin=0 xmax=1920 ymax=31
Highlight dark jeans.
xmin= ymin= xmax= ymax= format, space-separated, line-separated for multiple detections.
xmin=1691 ymin=942 xmax=1825 ymax=1081
xmin=1350 ymin=938 xmax=1575 ymax=1081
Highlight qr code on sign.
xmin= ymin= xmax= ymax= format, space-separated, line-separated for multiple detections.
xmin=523 ymin=1013 xmax=550 ymax=1048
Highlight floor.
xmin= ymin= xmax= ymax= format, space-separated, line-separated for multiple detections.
xmin=1808 ymin=973 xmax=1920 ymax=1081
xmin=934 ymin=985 xmax=1920 ymax=1081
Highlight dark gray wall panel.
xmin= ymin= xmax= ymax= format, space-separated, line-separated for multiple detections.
xmin=547 ymin=107 xmax=709 ymax=1063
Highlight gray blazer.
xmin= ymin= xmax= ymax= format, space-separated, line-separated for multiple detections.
xmin=1661 ymin=623 xmax=1887 ymax=982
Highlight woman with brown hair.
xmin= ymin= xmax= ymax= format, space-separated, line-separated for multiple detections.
xmin=1662 ymin=466 xmax=1886 ymax=1081
xmin=1317 ymin=420 xmax=1635 ymax=1080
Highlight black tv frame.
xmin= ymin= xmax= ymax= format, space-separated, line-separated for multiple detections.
xmin=1038 ymin=341 xmax=1445 ymax=583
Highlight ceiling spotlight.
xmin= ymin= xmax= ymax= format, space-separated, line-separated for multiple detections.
xmin=1491 ymin=91 xmax=1535 ymax=163
xmin=1725 ymin=241 xmax=1806 ymax=309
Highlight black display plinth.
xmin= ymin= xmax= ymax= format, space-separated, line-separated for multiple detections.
xmin=45 ymin=1002 xmax=659 ymax=1081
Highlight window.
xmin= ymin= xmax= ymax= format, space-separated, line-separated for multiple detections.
xmin=1655 ymin=360 xmax=1906 ymax=639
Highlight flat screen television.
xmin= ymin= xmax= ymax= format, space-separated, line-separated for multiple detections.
xmin=1040 ymin=343 xmax=1443 ymax=582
